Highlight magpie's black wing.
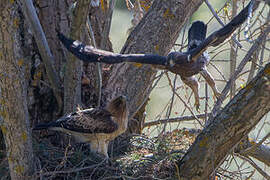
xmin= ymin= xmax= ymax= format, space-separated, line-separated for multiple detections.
xmin=57 ymin=32 xmax=167 ymax=66
xmin=187 ymin=0 xmax=257 ymax=62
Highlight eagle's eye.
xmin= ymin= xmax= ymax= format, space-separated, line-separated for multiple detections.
xmin=112 ymin=96 xmax=127 ymax=108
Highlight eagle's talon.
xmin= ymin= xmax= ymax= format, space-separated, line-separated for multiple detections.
xmin=194 ymin=101 xmax=200 ymax=112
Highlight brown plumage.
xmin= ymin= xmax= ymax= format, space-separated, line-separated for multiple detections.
xmin=33 ymin=96 xmax=128 ymax=157
xmin=167 ymin=21 xmax=221 ymax=110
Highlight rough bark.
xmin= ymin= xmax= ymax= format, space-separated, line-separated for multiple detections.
xmin=20 ymin=0 xmax=62 ymax=111
xmin=105 ymin=0 xmax=204 ymax=133
xmin=89 ymin=1 xmax=113 ymax=51
xmin=82 ymin=2 xmax=114 ymax=108
xmin=0 ymin=2 xmax=34 ymax=179
xmin=177 ymin=63 xmax=270 ymax=179
xmin=64 ymin=0 xmax=90 ymax=113
xmin=35 ymin=0 xmax=70 ymax=75
xmin=27 ymin=0 xmax=70 ymax=126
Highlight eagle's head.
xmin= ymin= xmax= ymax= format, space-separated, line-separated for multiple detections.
xmin=107 ymin=96 xmax=128 ymax=120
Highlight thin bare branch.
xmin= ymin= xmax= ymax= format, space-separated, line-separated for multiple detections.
xmin=130 ymin=71 xmax=165 ymax=119
xmin=178 ymin=61 xmax=270 ymax=179
xmin=204 ymin=0 xmax=242 ymax=48
xmin=247 ymin=50 xmax=260 ymax=83
xmin=87 ymin=17 xmax=102 ymax=107
xmin=230 ymin=0 xmax=238 ymax=98
xmin=162 ymin=73 xmax=178 ymax=134
xmin=210 ymin=23 xmax=270 ymax=121
xmin=259 ymin=9 xmax=270 ymax=69
xmin=237 ymin=155 xmax=270 ymax=180
xmin=20 ymin=0 xmax=62 ymax=110
xmin=143 ymin=114 xmax=208 ymax=128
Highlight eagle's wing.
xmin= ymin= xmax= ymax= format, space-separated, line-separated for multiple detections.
xmin=188 ymin=0 xmax=256 ymax=62
xmin=160 ymin=1 xmax=257 ymax=67
xmin=33 ymin=108 xmax=118 ymax=134
xmin=188 ymin=21 xmax=207 ymax=51
xmin=57 ymin=1 xmax=256 ymax=69
xmin=57 ymin=32 xmax=167 ymax=65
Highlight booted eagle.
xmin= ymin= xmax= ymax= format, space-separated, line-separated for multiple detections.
xmin=57 ymin=1 xmax=256 ymax=110
xmin=33 ymin=96 xmax=128 ymax=157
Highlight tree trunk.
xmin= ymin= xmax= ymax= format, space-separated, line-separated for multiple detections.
xmin=82 ymin=3 xmax=114 ymax=108
xmin=177 ymin=63 xmax=270 ymax=179
xmin=63 ymin=0 xmax=90 ymax=113
xmin=27 ymin=0 xmax=70 ymax=127
xmin=0 ymin=2 xmax=34 ymax=179
xmin=105 ymin=0 xmax=204 ymax=134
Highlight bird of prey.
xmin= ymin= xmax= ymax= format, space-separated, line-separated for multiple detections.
xmin=166 ymin=21 xmax=221 ymax=110
xmin=33 ymin=96 xmax=128 ymax=157
xmin=57 ymin=1 xmax=255 ymax=110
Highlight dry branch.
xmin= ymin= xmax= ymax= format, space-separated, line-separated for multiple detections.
xmin=143 ymin=114 xmax=208 ymax=128
xmin=87 ymin=16 xmax=102 ymax=107
xmin=210 ymin=23 xmax=270 ymax=120
xmin=204 ymin=0 xmax=242 ymax=48
xmin=229 ymin=0 xmax=238 ymax=98
xmin=237 ymin=155 xmax=270 ymax=179
xmin=20 ymin=0 xmax=62 ymax=110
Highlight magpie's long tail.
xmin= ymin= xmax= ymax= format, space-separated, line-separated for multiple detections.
xmin=57 ymin=31 xmax=167 ymax=66
xmin=188 ymin=21 xmax=207 ymax=51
